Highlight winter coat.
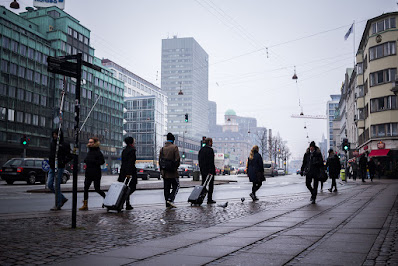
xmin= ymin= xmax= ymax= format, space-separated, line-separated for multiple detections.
xmin=368 ymin=159 xmax=376 ymax=174
xmin=49 ymin=129 xmax=72 ymax=169
xmin=247 ymin=151 xmax=264 ymax=183
xmin=84 ymin=142 xmax=105 ymax=179
xmin=300 ymin=147 xmax=324 ymax=177
xmin=326 ymin=154 xmax=341 ymax=179
xmin=198 ymin=145 xmax=216 ymax=176
xmin=359 ymin=155 xmax=368 ymax=171
xmin=118 ymin=145 xmax=137 ymax=184
xmin=159 ymin=141 xmax=180 ymax=179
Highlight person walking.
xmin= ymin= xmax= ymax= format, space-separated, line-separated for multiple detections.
xmin=368 ymin=158 xmax=376 ymax=182
xmin=159 ymin=133 xmax=181 ymax=208
xmin=79 ymin=137 xmax=106 ymax=211
xmin=300 ymin=141 xmax=323 ymax=204
xmin=326 ymin=149 xmax=341 ymax=192
xmin=351 ymin=159 xmax=359 ymax=181
xmin=198 ymin=137 xmax=216 ymax=204
xmin=359 ymin=153 xmax=368 ymax=183
xmin=376 ymin=161 xmax=384 ymax=179
xmin=247 ymin=145 xmax=264 ymax=201
xmin=48 ymin=129 xmax=73 ymax=211
xmin=118 ymin=137 xmax=137 ymax=210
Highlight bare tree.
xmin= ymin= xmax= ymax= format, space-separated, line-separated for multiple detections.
xmin=255 ymin=128 xmax=268 ymax=159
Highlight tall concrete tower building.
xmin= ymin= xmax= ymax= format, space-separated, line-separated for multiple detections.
xmin=161 ymin=36 xmax=209 ymax=139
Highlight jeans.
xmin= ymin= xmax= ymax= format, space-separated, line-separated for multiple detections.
xmin=163 ymin=178 xmax=180 ymax=203
xmin=48 ymin=168 xmax=66 ymax=208
xmin=83 ymin=176 xmax=106 ymax=200
xmin=306 ymin=173 xmax=319 ymax=200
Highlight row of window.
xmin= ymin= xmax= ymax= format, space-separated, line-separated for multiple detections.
xmin=94 ymin=77 xmax=123 ymax=96
xmin=1 ymin=60 xmax=48 ymax=85
xmin=369 ymin=68 xmax=396 ymax=87
xmin=1 ymin=36 xmax=49 ymax=64
xmin=371 ymin=123 xmax=398 ymax=137
xmin=372 ymin=17 xmax=396 ymax=34
xmin=0 ymin=107 xmax=46 ymax=127
xmin=369 ymin=41 xmax=396 ymax=61
xmin=370 ymin=95 xmax=397 ymax=113
xmin=67 ymin=27 xmax=89 ymax=45
xmin=0 ymin=84 xmax=47 ymax=107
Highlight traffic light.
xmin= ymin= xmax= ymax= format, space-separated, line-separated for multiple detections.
xmin=201 ymin=136 xmax=206 ymax=147
xmin=184 ymin=113 xmax=188 ymax=122
xmin=182 ymin=152 xmax=186 ymax=159
xmin=21 ymin=135 xmax=29 ymax=147
xmin=342 ymin=138 xmax=350 ymax=152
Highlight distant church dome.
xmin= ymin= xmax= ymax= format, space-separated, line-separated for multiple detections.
xmin=225 ymin=109 xmax=236 ymax=116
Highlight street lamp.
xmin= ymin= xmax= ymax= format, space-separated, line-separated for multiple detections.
xmin=178 ymin=82 xmax=183 ymax=95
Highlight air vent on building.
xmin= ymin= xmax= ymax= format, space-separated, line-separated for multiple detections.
xmin=49 ymin=25 xmax=54 ymax=31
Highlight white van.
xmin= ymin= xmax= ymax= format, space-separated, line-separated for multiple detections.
xmin=264 ymin=161 xmax=276 ymax=177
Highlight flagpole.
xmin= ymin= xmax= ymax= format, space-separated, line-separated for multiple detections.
xmin=353 ymin=20 xmax=356 ymax=68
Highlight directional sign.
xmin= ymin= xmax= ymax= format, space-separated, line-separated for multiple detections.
xmin=42 ymin=160 xmax=50 ymax=172
xmin=47 ymin=56 xmax=80 ymax=78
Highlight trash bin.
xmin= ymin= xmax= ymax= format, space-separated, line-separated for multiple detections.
xmin=340 ymin=169 xmax=346 ymax=181
xmin=193 ymin=171 xmax=200 ymax=181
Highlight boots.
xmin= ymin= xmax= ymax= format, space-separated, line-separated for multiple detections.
xmin=79 ymin=200 xmax=88 ymax=211
xmin=125 ymin=200 xmax=133 ymax=210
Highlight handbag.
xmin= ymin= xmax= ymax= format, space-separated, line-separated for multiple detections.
xmin=159 ymin=148 xmax=175 ymax=171
xmin=319 ymin=169 xmax=328 ymax=182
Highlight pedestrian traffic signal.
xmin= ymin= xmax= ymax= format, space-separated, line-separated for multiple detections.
xmin=342 ymin=138 xmax=350 ymax=152
xmin=184 ymin=113 xmax=188 ymax=122
xmin=201 ymin=136 xmax=206 ymax=147
xmin=21 ymin=135 xmax=29 ymax=146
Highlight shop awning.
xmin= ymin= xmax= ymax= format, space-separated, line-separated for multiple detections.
xmin=368 ymin=149 xmax=390 ymax=157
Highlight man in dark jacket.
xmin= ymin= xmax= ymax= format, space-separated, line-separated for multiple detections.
xmin=368 ymin=158 xmax=376 ymax=182
xmin=198 ymin=137 xmax=216 ymax=204
xmin=159 ymin=133 xmax=181 ymax=208
xmin=300 ymin=141 xmax=324 ymax=204
xmin=359 ymin=153 xmax=368 ymax=182
xmin=326 ymin=149 xmax=341 ymax=192
xmin=118 ymin=137 xmax=137 ymax=210
xmin=48 ymin=129 xmax=72 ymax=211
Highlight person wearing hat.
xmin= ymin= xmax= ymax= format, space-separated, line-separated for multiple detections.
xmin=326 ymin=148 xmax=341 ymax=192
xmin=198 ymin=137 xmax=217 ymax=204
xmin=300 ymin=141 xmax=324 ymax=204
xmin=117 ymin=136 xmax=137 ymax=210
xmin=159 ymin=133 xmax=181 ymax=208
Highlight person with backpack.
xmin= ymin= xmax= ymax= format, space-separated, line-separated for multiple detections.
xmin=326 ymin=149 xmax=341 ymax=192
xmin=117 ymin=137 xmax=137 ymax=210
xmin=159 ymin=133 xmax=181 ymax=208
xmin=247 ymin=145 xmax=265 ymax=201
xmin=79 ymin=137 xmax=106 ymax=211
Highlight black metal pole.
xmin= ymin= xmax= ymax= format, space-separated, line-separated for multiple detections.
xmin=72 ymin=53 xmax=82 ymax=229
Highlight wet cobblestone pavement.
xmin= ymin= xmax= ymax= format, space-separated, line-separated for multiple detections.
xmin=0 ymin=195 xmax=306 ymax=265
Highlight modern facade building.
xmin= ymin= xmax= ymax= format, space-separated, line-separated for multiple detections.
xmin=0 ymin=6 xmax=124 ymax=170
xmin=355 ymin=12 xmax=398 ymax=174
xmin=101 ymin=59 xmax=167 ymax=163
xmin=326 ymin=94 xmax=341 ymax=150
xmin=161 ymin=36 xmax=209 ymax=140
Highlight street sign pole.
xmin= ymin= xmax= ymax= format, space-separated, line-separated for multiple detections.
xmin=72 ymin=53 xmax=82 ymax=229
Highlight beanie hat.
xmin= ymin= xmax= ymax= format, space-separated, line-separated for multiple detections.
xmin=167 ymin=132 xmax=175 ymax=142
xmin=310 ymin=141 xmax=316 ymax=147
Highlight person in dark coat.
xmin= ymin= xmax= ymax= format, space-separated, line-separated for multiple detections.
xmin=326 ymin=149 xmax=341 ymax=192
xmin=48 ymin=129 xmax=73 ymax=211
xmin=79 ymin=137 xmax=106 ymax=210
xmin=198 ymin=137 xmax=216 ymax=204
xmin=118 ymin=137 xmax=137 ymax=210
xmin=359 ymin=153 xmax=368 ymax=183
xmin=300 ymin=141 xmax=324 ymax=204
xmin=159 ymin=133 xmax=181 ymax=208
xmin=368 ymin=158 xmax=376 ymax=182
xmin=247 ymin=145 xmax=264 ymax=201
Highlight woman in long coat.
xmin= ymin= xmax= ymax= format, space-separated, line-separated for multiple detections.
xmin=247 ymin=145 xmax=264 ymax=201
xmin=118 ymin=137 xmax=137 ymax=210
xmin=326 ymin=149 xmax=341 ymax=192
xmin=79 ymin=137 xmax=106 ymax=210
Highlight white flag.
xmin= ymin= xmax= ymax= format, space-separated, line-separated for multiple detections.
xmin=344 ymin=24 xmax=353 ymax=40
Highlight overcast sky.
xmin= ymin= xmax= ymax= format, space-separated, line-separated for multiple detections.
xmin=6 ymin=0 xmax=397 ymax=158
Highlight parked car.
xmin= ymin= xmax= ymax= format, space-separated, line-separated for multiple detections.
xmin=264 ymin=161 xmax=276 ymax=177
xmin=237 ymin=167 xmax=247 ymax=175
xmin=0 ymin=158 xmax=70 ymax=185
xmin=277 ymin=168 xmax=285 ymax=176
xmin=178 ymin=164 xmax=194 ymax=178
xmin=136 ymin=163 xmax=161 ymax=180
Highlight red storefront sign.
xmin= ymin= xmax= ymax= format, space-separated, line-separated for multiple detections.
xmin=377 ymin=141 xmax=385 ymax=149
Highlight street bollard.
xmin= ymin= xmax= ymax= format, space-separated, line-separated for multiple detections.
xmin=340 ymin=169 xmax=346 ymax=181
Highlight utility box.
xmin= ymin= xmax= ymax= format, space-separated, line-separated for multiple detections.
xmin=193 ymin=171 xmax=200 ymax=181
